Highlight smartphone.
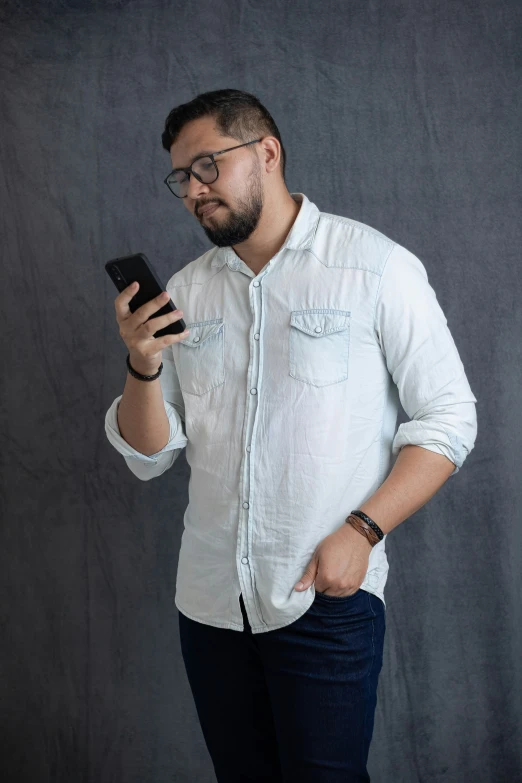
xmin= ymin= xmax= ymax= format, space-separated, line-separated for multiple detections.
xmin=105 ymin=252 xmax=187 ymax=338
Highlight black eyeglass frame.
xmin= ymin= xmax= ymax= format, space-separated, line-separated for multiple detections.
xmin=163 ymin=138 xmax=264 ymax=198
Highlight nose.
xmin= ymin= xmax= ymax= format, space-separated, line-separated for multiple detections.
xmin=187 ymin=172 xmax=211 ymax=206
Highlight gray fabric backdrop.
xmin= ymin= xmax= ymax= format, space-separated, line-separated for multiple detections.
xmin=1 ymin=1 xmax=521 ymax=781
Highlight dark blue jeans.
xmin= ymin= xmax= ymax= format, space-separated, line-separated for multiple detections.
xmin=178 ymin=588 xmax=386 ymax=782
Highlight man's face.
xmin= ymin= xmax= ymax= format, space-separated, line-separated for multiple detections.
xmin=169 ymin=117 xmax=265 ymax=247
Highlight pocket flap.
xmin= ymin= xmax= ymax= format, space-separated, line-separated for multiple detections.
xmin=182 ymin=318 xmax=224 ymax=348
xmin=290 ymin=310 xmax=351 ymax=337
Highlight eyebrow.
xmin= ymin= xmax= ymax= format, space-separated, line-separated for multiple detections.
xmin=172 ymin=150 xmax=216 ymax=171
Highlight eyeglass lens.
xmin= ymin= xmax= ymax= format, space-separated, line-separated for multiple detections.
xmin=166 ymin=157 xmax=217 ymax=197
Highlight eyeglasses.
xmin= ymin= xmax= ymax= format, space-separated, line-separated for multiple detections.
xmin=164 ymin=139 xmax=263 ymax=198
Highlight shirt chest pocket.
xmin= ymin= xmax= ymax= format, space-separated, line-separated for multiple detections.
xmin=289 ymin=309 xmax=351 ymax=387
xmin=178 ymin=318 xmax=225 ymax=396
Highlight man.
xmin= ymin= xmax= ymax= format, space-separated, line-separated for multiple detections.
xmin=105 ymin=89 xmax=478 ymax=782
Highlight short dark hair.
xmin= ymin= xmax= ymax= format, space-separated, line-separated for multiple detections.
xmin=161 ymin=89 xmax=286 ymax=182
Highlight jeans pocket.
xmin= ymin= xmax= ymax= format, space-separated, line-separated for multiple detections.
xmin=314 ymin=588 xmax=363 ymax=601
xmin=178 ymin=318 xmax=225 ymax=396
xmin=289 ymin=309 xmax=351 ymax=387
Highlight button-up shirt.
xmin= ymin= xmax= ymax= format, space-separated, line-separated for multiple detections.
xmin=105 ymin=192 xmax=478 ymax=633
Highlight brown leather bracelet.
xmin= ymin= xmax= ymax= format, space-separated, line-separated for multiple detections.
xmin=345 ymin=513 xmax=381 ymax=547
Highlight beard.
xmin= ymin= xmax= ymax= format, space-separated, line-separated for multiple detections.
xmin=199 ymin=157 xmax=264 ymax=248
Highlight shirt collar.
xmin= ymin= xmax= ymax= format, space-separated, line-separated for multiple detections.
xmin=210 ymin=192 xmax=320 ymax=269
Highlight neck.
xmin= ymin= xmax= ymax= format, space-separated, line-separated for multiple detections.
xmin=232 ymin=191 xmax=302 ymax=272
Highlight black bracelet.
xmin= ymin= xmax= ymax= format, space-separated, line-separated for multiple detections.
xmin=126 ymin=353 xmax=163 ymax=382
xmin=349 ymin=509 xmax=384 ymax=541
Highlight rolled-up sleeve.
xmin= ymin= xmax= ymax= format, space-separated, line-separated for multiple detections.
xmin=374 ymin=242 xmax=478 ymax=476
xmin=104 ymin=346 xmax=188 ymax=481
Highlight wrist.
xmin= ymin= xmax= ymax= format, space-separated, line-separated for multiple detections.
xmin=128 ymin=354 xmax=161 ymax=377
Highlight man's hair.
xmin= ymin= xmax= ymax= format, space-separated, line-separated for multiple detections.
xmin=161 ymin=89 xmax=286 ymax=182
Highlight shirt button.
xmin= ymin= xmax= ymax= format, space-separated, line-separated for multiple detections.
xmin=254 ymin=333 xmax=260 ymax=340
xmin=243 ymin=502 xmax=249 ymax=509
xmin=246 ymin=446 xmax=251 ymax=452
xmin=250 ymin=388 xmax=257 ymax=395
xmin=253 ymin=281 xmax=260 ymax=287
xmin=193 ymin=335 xmax=200 ymax=342
xmin=314 ymin=326 xmax=322 ymax=333
xmin=241 ymin=557 xmax=249 ymax=564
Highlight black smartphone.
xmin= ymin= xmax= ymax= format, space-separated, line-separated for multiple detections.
xmin=105 ymin=252 xmax=187 ymax=338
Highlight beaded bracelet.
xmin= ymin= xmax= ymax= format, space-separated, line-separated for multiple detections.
xmin=126 ymin=353 xmax=164 ymax=382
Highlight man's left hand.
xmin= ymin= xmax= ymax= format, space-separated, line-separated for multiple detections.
xmin=293 ymin=523 xmax=372 ymax=596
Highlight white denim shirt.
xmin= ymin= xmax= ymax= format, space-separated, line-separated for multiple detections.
xmin=105 ymin=192 xmax=478 ymax=634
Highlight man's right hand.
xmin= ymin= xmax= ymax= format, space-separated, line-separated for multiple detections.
xmin=115 ymin=282 xmax=189 ymax=376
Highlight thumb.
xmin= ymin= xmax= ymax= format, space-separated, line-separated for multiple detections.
xmin=294 ymin=556 xmax=318 ymax=591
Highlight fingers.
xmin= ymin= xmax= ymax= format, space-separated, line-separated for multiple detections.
xmin=115 ymin=282 xmax=170 ymax=328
